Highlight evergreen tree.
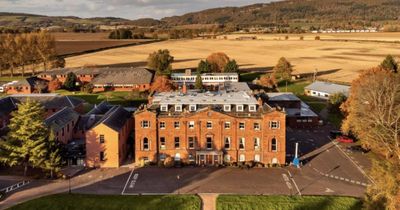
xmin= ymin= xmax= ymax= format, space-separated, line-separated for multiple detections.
xmin=224 ymin=59 xmax=239 ymax=72
xmin=197 ymin=60 xmax=211 ymax=74
xmin=64 ymin=72 xmax=78 ymax=91
xmin=380 ymin=55 xmax=398 ymax=73
xmin=43 ymin=130 xmax=62 ymax=179
xmin=195 ymin=73 xmax=203 ymax=90
xmin=0 ymin=99 xmax=48 ymax=176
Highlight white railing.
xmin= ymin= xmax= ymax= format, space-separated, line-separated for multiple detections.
xmin=1 ymin=180 xmax=30 ymax=193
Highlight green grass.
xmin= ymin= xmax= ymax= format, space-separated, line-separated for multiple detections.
xmin=55 ymin=90 xmax=147 ymax=106
xmin=328 ymin=112 xmax=344 ymax=128
xmin=217 ymin=195 xmax=362 ymax=210
xmin=308 ymin=102 xmax=327 ymax=114
xmin=239 ymin=72 xmax=264 ymax=82
xmin=9 ymin=194 xmax=201 ymax=210
xmin=278 ymin=80 xmax=311 ymax=95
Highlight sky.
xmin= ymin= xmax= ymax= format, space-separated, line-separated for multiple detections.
xmin=0 ymin=0 xmax=275 ymax=20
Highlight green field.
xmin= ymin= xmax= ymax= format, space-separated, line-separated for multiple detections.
xmin=55 ymin=90 xmax=147 ymax=107
xmin=9 ymin=194 xmax=201 ymax=210
xmin=217 ymin=195 xmax=362 ymax=210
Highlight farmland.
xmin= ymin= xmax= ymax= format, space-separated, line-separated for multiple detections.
xmin=65 ymin=32 xmax=400 ymax=83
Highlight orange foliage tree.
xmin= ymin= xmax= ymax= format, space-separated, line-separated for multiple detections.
xmin=150 ymin=75 xmax=175 ymax=93
xmin=206 ymin=52 xmax=230 ymax=72
xmin=257 ymin=74 xmax=277 ymax=89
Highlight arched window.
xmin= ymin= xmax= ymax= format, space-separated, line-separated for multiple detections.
xmin=271 ymin=138 xmax=277 ymax=152
xmin=143 ymin=138 xmax=149 ymax=151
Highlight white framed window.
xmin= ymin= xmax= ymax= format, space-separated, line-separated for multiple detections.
xmin=236 ymin=105 xmax=244 ymax=112
xmin=188 ymin=137 xmax=195 ymax=149
xmin=254 ymin=122 xmax=260 ymax=130
xmin=143 ymin=138 xmax=149 ymax=151
xmin=159 ymin=121 xmax=166 ymax=129
xmin=224 ymin=105 xmax=231 ymax=112
xmin=270 ymin=121 xmax=280 ymax=129
xmin=224 ymin=122 xmax=231 ymax=129
xmin=249 ymin=105 xmax=256 ymax=112
xmin=189 ymin=104 xmax=197 ymax=112
xmin=174 ymin=121 xmax=180 ymax=129
xmin=254 ymin=137 xmax=260 ymax=150
xmin=141 ymin=120 xmax=150 ymax=128
xmin=206 ymin=121 xmax=212 ymax=129
xmin=206 ymin=137 xmax=213 ymax=150
xmin=239 ymin=122 xmax=245 ymax=130
xmin=239 ymin=154 xmax=245 ymax=162
xmin=239 ymin=137 xmax=245 ymax=150
xmin=224 ymin=137 xmax=231 ymax=149
xmin=160 ymin=137 xmax=166 ymax=150
xmin=174 ymin=137 xmax=180 ymax=149
xmin=255 ymin=154 xmax=261 ymax=162
xmin=189 ymin=121 xmax=195 ymax=129
xmin=175 ymin=104 xmax=182 ymax=112
xmin=160 ymin=104 xmax=168 ymax=112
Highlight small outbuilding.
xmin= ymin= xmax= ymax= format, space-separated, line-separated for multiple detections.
xmin=304 ymin=81 xmax=350 ymax=99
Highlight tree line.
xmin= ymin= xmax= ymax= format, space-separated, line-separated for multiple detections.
xmin=0 ymin=32 xmax=62 ymax=77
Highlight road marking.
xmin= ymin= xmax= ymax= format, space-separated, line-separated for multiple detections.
xmin=328 ymin=136 xmax=375 ymax=185
xmin=325 ymin=188 xmax=334 ymax=193
xmin=121 ymin=169 xmax=134 ymax=195
xmin=285 ymin=170 xmax=302 ymax=196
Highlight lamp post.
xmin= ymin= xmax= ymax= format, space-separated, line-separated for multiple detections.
xmin=176 ymin=175 xmax=180 ymax=194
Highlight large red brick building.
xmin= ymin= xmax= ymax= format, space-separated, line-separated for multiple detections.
xmin=134 ymin=89 xmax=286 ymax=166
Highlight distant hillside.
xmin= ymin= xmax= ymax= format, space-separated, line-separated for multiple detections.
xmin=161 ymin=0 xmax=400 ymax=29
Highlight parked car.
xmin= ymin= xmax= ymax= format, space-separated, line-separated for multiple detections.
xmin=336 ymin=136 xmax=354 ymax=143
xmin=347 ymin=145 xmax=370 ymax=153
xmin=330 ymin=130 xmax=343 ymax=139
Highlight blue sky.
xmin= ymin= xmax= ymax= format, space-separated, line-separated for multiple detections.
xmin=0 ymin=0 xmax=276 ymax=20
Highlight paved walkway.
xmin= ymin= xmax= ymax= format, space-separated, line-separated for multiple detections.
xmin=0 ymin=168 xmax=130 ymax=210
xmin=199 ymin=193 xmax=218 ymax=210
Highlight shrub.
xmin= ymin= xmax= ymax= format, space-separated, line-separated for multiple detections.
xmin=315 ymin=36 xmax=320 ymax=40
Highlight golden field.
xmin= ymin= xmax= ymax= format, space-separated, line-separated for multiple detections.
xmin=66 ymin=33 xmax=400 ymax=83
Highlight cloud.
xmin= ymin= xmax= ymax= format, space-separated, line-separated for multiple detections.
xmin=0 ymin=0 xmax=275 ymax=19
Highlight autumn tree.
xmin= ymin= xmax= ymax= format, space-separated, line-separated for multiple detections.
xmin=380 ymin=55 xmax=398 ymax=73
xmin=273 ymin=57 xmax=293 ymax=91
xmin=48 ymin=76 xmax=62 ymax=92
xmin=197 ymin=60 xmax=211 ymax=74
xmin=36 ymin=31 xmax=56 ymax=71
xmin=0 ymin=99 xmax=48 ymax=176
xmin=341 ymin=67 xmax=400 ymax=209
xmin=224 ymin=59 xmax=239 ymax=73
xmin=147 ymin=49 xmax=174 ymax=75
xmin=206 ymin=52 xmax=230 ymax=72
xmin=257 ymin=74 xmax=277 ymax=89
xmin=150 ymin=75 xmax=175 ymax=93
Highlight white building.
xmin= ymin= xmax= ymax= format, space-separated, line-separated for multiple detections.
xmin=304 ymin=81 xmax=350 ymax=99
xmin=171 ymin=69 xmax=239 ymax=86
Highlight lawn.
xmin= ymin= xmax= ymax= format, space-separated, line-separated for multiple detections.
xmin=239 ymin=72 xmax=264 ymax=82
xmin=55 ymin=90 xmax=147 ymax=106
xmin=217 ymin=195 xmax=362 ymax=210
xmin=9 ymin=194 xmax=201 ymax=210
xmin=278 ymin=80 xmax=311 ymax=95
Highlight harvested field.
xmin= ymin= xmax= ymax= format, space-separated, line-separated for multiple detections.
xmin=66 ymin=33 xmax=400 ymax=83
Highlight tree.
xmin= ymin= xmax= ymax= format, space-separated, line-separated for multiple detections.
xmin=63 ymin=72 xmax=78 ymax=91
xmin=147 ymin=49 xmax=174 ymax=75
xmin=36 ymin=31 xmax=56 ymax=71
xmin=257 ymin=74 xmax=277 ymax=89
xmin=224 ymin=59 xmax=239 ymax=73
xmin=341 ymin=67 xmax=400 ymax=209
xmin=81 ymin=83 xmax=94 ymax=94
xmin=380 ymin=55 xmax=398 ymax=73
xmin=273 ymin=57 xmax=293 ymax=91
xmin=51 ymin=57 xmax=65 ymax=69
xmin=150 ymin=75 xmax=174 ymax=93
xmin=48 ymin=77 xmax=62 ymax=92
xmin=108 ymin=29 xmax=133 ymax=39
xmin=0 ymin=99 xmax=48 ymax=176
xmin=206 ymin=52 xmax=230 ymax=72
xmin=197 ymin=60 xmax=211 ymax=74
xmin=43 ymin=130 xmax=62 ymax=179
xmin=34 ymin=80 xmax=48 ymax=93
xmin=327 ymin=92 xmax=347 ymax=113
xmin=195 ymin=73 xmax=203 ymax=89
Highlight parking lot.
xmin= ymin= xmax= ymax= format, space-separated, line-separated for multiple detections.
xmin=74 ymin=125 xmax=371 ymax=198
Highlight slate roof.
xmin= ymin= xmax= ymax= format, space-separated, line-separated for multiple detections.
xmin=9 ymin=94 xmax=84 ymax=109
xmin=91 ymin=67 xmax=154 ymax=85
xmin=39 ymin=68 xmax=104 ymax=76
xmin=267 ymin=92 xmax=301 ymax=101
xmin=305 ymin=81 xmax=350 ymax=96
xmin=99 ymin=106 xmax=131 ymax=131
xmin=0 ymin=97 xmax=16 ymax=117
xmin=7 ymin=77 xmax=42 ymax=87
xmin=45 ymin=107 xmax=80 ymax=132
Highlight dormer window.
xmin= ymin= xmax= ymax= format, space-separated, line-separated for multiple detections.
xmin=249 ymin=105 xmax=256 ymax=112
xmin=189 ymin=104 xmax=197 ymax=112
xmin=161 ymin=104 xmax=168 ymax=112
xmin=236 ymin=105 xmax=244 ymax=112
xmin=224 ymin=105 xmax=231 ymax=112
xmin=175 ymin=104 xmax=182 ymax=112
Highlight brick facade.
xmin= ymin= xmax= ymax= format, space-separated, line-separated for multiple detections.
xmin=134 ymin=107 xmax=286 ymax=166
